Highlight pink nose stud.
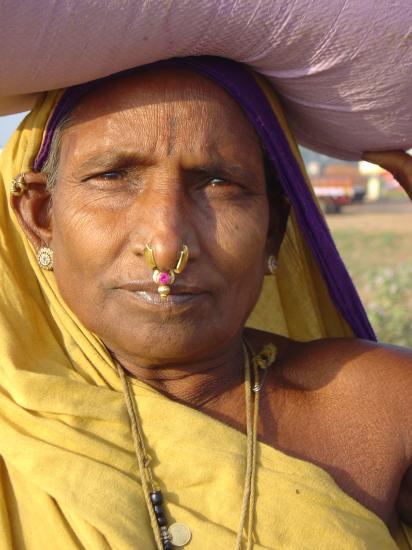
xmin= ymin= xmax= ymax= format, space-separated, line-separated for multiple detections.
xmin=158 ymin=272 xmax=172 ymax=285
xmin=153 ymin=269 xmax=176 ymax=298
xmin=144 ymin=244 xmax=189 ymax=298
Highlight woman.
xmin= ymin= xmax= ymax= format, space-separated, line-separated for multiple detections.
xmin=0 ymin=56 xmax=411 ymax=549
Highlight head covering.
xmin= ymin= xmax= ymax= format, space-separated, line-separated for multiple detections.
xmin=1 ymin=57 xmax=404 ymax=550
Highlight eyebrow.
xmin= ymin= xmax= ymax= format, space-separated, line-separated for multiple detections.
xmin=74 ymin=148 xmax=260 ymax=182
xmin=75 ymin=149 xmax=151 ymax=174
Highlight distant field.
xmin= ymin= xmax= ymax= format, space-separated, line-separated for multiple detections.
xmin=326 ymin=200 xmax=412 ymax=347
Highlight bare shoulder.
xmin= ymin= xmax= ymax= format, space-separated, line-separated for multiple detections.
xmin=247 ymin=328 xmax=412 ymax=450
xmin=285 ymin=336 xmax=412 ymax=452
xmin=248 ymin=329 xmax=412 ymax=525
xmin=246 ymin=328 xmax=412 ymax=391
xmin=294 ymin=336 xmax=412 ymax=393
xmin=283 ymin=337 xmax=412 ymax=411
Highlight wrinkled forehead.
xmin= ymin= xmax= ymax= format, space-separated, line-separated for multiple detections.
xmin=71 ymin=68 xmax=249 ymax=119
xmin=34 ymin=61 xmax=262 ymax=171
xmin=63 ymin=68 xmax=262 ymax=148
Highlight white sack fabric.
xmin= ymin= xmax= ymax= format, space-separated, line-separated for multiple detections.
xmin=1 ymin=0 xmax=411 ymax=159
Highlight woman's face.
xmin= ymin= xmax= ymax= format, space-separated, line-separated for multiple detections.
xmin=47 ymin=69 xmax=272 ymax=364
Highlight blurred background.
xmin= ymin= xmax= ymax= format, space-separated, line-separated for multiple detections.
xmin=302 ymin=148 xmax=412 ymax=347
xmin=1 ymin=113 xmax=411 ymax=346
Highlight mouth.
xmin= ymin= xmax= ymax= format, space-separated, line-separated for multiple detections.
xmin=116 ymin=281 xmax=209 ymax=308
xmin=134 ymin=290 xmax=201 ymax=306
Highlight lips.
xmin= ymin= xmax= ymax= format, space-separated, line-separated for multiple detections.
xmin=134 ymin=290 xmax=201 ymax=306
xmin=118 ymin=281 xmax=205 ymax=295
xmin=115 ymin=280 xmax=209 ymax=310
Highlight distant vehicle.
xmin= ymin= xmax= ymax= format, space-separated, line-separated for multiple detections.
xmin=311 ymin=164 xmax=367 ymax=213
xmin=311 ymin=176 xmax=354 ymax=213
xmin=322 ymin=164 xmax=367 ymax=202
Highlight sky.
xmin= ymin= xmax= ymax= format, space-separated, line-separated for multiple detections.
xmin=0 ymin=113 xmax=27 ymax=148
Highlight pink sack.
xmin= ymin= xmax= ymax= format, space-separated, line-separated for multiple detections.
xmin=1 ymin=0 xmax=411 ymax=159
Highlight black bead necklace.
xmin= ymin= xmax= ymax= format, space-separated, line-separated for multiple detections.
xmin=150 ymin=490 xmax=173 ymax=549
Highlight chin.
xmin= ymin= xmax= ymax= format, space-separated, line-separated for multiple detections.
xmin=101 ymin=320 xmax=232 ymax=364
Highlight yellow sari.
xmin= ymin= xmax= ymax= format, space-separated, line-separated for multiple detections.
xmin=0 ymin=66 xmax=409 ymax=549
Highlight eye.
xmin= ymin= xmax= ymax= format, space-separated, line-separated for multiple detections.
xmin=201 ymin=175 xmax=249 ymax=203
xmin=208 ymin=177 xmax=232 ymax=187
xmin=93 ymin=171 xmax=124 ymax=181
xmin=83 ymin=170 xmax=131 ymax=190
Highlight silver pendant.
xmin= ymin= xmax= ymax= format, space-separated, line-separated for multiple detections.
xmin=168 ymin=523 xmax=192 ymax=547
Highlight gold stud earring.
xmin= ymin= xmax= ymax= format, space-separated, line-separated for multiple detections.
xmin=10 ymin=173 xmax=28 ymax=196
xmin=37 ymin=247 xmax=54 ymax=271
xmin=267 ymin=254 xmax=277 ymax=275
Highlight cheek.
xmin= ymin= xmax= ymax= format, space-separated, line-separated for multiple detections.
xmin=49 ymin=188 xmax=121 ymax=298
xmin=52 ymin=183 xmax=121 ymax=247
xmin=212 ymin=199 xmax=269 ymax=289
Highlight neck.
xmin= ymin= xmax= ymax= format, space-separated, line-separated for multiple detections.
xmin=109 ymin=335 xmax=245 ymax=409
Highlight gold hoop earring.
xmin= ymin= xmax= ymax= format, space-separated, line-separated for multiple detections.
xmin=144 ymin=244 xmax=189 ymax=298
xmin=11 ymin=173 xmax=28 ymax=196
xmin=37 ymin=247 xmax=54 ymax=271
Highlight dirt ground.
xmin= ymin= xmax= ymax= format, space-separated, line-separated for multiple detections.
xmin=326 ymin=200 xmax=412 ymax=235
xmin=324 ymin=199 xmax=412 ymax=346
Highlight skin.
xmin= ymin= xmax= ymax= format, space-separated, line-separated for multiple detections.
xmin=12 ymin=69 xmax=412 ymax=536
xmin=362 ymin=150 xmax=412 ymax=200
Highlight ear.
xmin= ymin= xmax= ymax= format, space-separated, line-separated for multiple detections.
xmin=10 ymin=172 xmax=52 ymax=249
xmin=265 ymin=196 xmax=290 ymax=269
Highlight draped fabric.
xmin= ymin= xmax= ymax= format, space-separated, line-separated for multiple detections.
xmin=0 ymin=58 xmax=408 ymax=548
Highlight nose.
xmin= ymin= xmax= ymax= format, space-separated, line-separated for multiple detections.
xmin=149 ymin=231 xmax=187 ymax=273
xmin=131 ymin=175 xmax=198 ymax=274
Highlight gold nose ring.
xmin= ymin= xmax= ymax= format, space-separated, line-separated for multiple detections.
xmin=144 ymin=244 xmax=189 ymax=298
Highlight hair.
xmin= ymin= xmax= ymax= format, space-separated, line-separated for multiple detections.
xmin=41 ymin=112 xmax=73 ymax=191
xmin=263 ymin=152 xmax=290 ymax=239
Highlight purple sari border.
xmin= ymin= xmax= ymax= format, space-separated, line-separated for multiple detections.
xmin=33 ymin=56 xmax=376 ymax=341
